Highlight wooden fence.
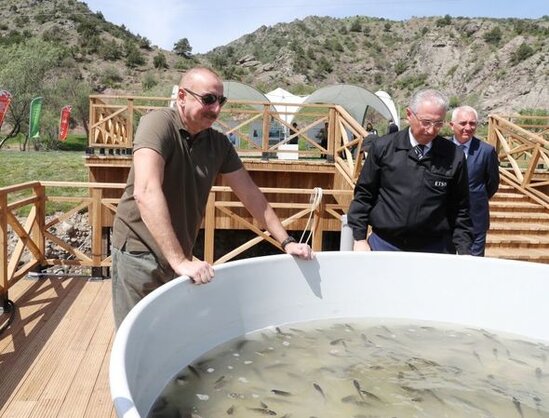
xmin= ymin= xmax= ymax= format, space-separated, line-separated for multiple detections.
xmin=88 ymin=96 xmax=368 ymax=184
xmin=488 ymin=115 xmax=549 ymax=209
xmin=0 ymin=180 xmax=352 ymax=305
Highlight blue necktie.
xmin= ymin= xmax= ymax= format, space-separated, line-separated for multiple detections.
xmin=458 ymin=144 xmax=467 ymax=159
xmin=414 ymin=144 xmax=425 ymax=159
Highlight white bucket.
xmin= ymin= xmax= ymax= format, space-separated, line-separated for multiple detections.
xmin=109 ymin=252 xmax=549 ymax=417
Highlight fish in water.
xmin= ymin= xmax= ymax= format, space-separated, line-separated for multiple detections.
xmin=187 ymin=365 xmax=200 ymax=378
xmin=513 ymin=396 xmax=524 ymax=418
xmin=271 ymin=389 xmax=292 ymax=397
xmin=313 ymin=382 xmax=326 ymax=399
xmin=247 ymin=407 xmax=277 ymax=415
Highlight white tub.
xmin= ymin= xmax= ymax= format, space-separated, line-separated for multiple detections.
xmin=109 ymin=252 xmax=549 ymax=418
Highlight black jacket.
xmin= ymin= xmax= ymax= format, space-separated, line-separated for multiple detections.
xmin=348 ymin=130 xmax=473 ymax=254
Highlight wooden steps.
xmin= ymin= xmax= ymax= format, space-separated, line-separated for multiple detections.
xmin=486 ymin=183 xmax=549 ymax=263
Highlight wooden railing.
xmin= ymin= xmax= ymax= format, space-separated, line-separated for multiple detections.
xmin=488 ymin=115 xmax=549 ymax=209
xmin=496 ymin=114 xmax=549 ymax=140
xmin=0 ymin=180 xmax=352 ymax=302
xmin=88 ymin=96 xmax=368 ymax=187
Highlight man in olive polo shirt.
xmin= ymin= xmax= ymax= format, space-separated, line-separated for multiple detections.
xmin=112 ymin=67 xmax=313 ymax=328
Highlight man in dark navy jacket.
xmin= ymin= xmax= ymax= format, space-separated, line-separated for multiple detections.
xmin=450 ymin=106 xmax=500 ymax=256
xmin=348 ymin=89 xmax=473 ymax=254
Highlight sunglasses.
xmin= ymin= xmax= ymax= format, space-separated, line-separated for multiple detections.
xmin=183 ymin=88 xmax=227 ymax=106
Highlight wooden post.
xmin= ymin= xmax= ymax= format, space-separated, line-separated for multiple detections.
xmin=33 ymin=183 xmax=46 ymax=265
xmin=88 ymin=97 xmax=95 ymax=148
xmin=204 ymin=191 xmax=216 ymax=263
xmin=90 ymin=187 xmax=103 ymax=277
xmin=522 ymin=144 xmax=541 ymax=187
xmin=127 ymin=98 xmax=134 ymax=148
xmin=0 ymin=192 xmax=8 ymax=310
xmin=262 ymin=104 xmax=270 ymax=155
xmin=327 ymin=108 xmax=336 ymax=161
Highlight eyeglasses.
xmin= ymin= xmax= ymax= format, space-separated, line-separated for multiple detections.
xmin=411 ymin=111 xmax=445 ymax=129
xmin=183 ymin=88 xmax=227 ymax=107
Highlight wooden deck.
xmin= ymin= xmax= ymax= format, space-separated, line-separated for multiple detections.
xmin=0 ymin=275 xmax=115 ymax=418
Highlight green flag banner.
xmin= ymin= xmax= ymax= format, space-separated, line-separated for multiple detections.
xmin=29 ymin=96 xmax=43 ymax=139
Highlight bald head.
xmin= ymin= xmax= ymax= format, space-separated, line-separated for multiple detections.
xmin=179 ymin=67 xmax=221 ymax=90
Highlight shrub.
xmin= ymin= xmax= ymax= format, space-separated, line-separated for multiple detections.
xmin=394 ymin=61 xmax=408 ymax=75
xmin=101 ymin=66 xmax=123 ymax=87
xmin=100 ymin=40 xmax=122 ymax=61
xmin=153 ymin=52 xmax=168 ymax=69
xmin=142 ymin=72 xmax=158 ymax=90
xmin=483 ymin=27 xmax=502 ymax=45
xmin=510 ymin=43 xmax=535 ymax=65
xmin=436 ymin=15 xmax=452 ymax=27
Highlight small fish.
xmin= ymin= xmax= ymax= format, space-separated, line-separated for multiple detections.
xmin=362 ymin=389 xmax=382 ymax=402
xmin=235 ymin=339 xmax=251 ymax=351
xmin=472 ymin=350 xmax=482 ymax=363
xmin=330 ymin=338 xmax=347 ymax=347
xmin=214 ymin=375 xmax=227 ymax=389
xmin=276 ymin=327 xmax=292 ymax=337
xmin=175 ymin=374 xmax=188 ymax=385
xmin=226 ymin=405 xmax=235 ymax=415
xmin=313 ymin=382 xmax=326 ymax=398
xmin=271 ymin=389 xmax=292 ymax=397
xmin=513 ymin=396 xmax=524 ymax=418
xmin=508 ymin=357 xmax=528 ymax=366
xmin=247 ymin=407 xmax=277 ymax=415
xmin=360 ymin=333 xmax=374 ymax=345
xmin=344 ymin=323 xmax=355 ymax=331
xmin=424 ymin=389 xmax=445 ymax=404
xmin=353 ymin=379 xmax=365 ymax=399
xmin=187 ymin=364 xmax=200 ymax=378
xmin=341 ymin=395 xmax=358 ymax=403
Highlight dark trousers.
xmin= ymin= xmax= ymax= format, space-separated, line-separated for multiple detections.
xmin=471 ymin=232 xmax=487 ymax=256
xmin=368 ymin=232 xmax=448 ymax=254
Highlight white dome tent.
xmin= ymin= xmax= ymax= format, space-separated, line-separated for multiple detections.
xmin=265 ymin=87 xmax=307 ymax=125
xmin=302 ymin=84 xmax=395 ymax=126
xmin=375 ymin=90 xmax=400 ymax=128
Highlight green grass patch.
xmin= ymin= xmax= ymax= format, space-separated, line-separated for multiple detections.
xmin=57 ymin=134 xmax=88 ymax=151
xmin=0 ymin=150 xmax=88 ymax=214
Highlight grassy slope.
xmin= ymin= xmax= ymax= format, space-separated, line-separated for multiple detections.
xmin=1 ymin=136 xmax=89 ymax=213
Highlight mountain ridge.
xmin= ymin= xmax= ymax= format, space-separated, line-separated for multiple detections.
xmin=0 ymin=1 xmax=547 ymax=121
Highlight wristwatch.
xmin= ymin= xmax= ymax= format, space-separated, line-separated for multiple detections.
xmin=281 ymin=236 xmax=297 ymax=250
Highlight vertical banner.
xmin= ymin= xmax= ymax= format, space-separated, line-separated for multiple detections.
xmin=0 ymin=90 xmax=12 ymax=129
xmin=58 ymin=105 xmax=72 ymax=141
xmin=29 ymin=96 xmax=43 ymax=139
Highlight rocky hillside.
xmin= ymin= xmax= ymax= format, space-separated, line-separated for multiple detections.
xmin=204 ymin=16 xmax=549 ymax=115
xmin=1 ymin=1 xmax=547 ymax=117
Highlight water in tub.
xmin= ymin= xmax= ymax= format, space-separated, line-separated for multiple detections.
xmin=148 ymin=318 xmax=549 ymax=417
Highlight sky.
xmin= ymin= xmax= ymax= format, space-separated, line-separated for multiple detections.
xmin=85 ymin=0 xmax=548 ymax=54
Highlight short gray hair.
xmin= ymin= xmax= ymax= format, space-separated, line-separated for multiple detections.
xmin=451 ymin=105 xmax=478 ymax=121
xmin=409 ymin=89 xmax=449 ymax=113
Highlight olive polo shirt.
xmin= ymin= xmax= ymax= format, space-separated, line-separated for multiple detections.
xmin=112 ymin=108 xmax=242 ymax=269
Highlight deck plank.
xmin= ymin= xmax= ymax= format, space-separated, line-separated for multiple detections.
xmin=58 ymin=286 xmax=115 ymax=418
xmin=0 ymin=277 xmax=115 ymax=418
xmin=0 ymin=278 xmax=84 ymax=415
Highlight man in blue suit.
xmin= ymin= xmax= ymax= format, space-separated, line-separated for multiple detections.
xmin=450 ymin=106 xmax=500 ymax=256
